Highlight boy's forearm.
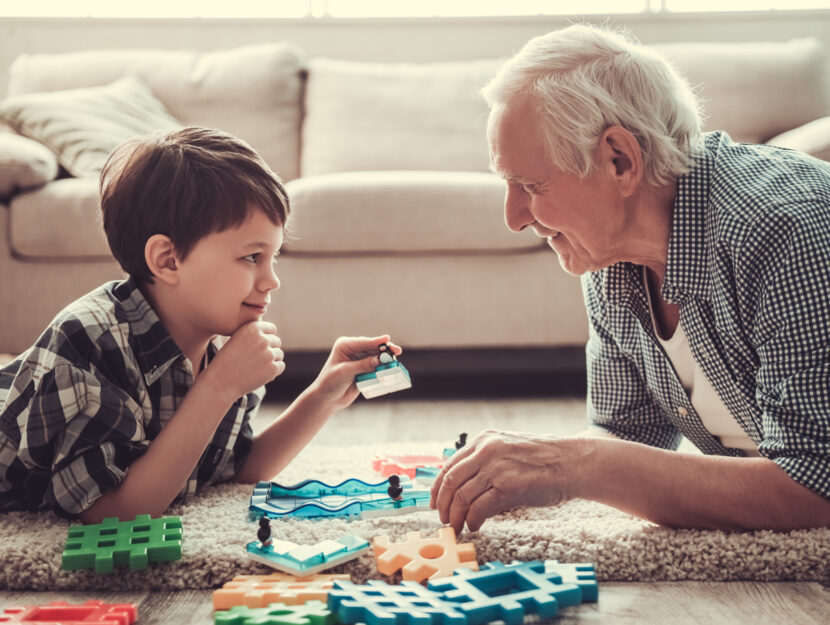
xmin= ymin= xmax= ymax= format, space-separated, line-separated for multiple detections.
xmin=576 ymin=437 xmax=830 ymax=530
xmin=79 ymin=370 xmax=236 ymax=524
xmin=234 ymin=382 xmax=337 ymax=483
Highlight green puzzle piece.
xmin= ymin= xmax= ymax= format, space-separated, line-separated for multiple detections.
xmin=62 ymin=514 xmax=183 ymax=574
xmin=214 ymin=600 xmax=338 ymax=625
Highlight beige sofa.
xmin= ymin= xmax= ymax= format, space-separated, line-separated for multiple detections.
xmin=1 ymin=38 xmax=828 ymax=369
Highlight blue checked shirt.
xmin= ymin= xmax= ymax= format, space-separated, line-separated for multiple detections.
xmin=0 ymin=277 xmax=259 ymax=517
xmin=584 ymin=131 xmax=830 ymax=500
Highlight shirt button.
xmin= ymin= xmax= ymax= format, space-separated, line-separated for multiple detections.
xmin=677 ymin=406 xmax=688 ymax=416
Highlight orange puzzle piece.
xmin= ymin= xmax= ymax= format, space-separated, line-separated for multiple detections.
xmin=373 ymin=526 xmax=478 ymax=583
xmin=372 ymin=454 xmax=445 ymax=479
xmin=213 ymin=572 xmax=350 ymax=610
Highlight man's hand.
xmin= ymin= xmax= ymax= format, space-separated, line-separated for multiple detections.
xmin=430 ymin=429 xmax=580 ymax=533
xmin=207 ymin=321 xmax=285 ymax=399
xmin=311 ymin=335 xmax=402 ymax=412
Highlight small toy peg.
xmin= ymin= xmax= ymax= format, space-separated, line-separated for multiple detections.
xmin=257 ymin=517 xmax=272 ymax=548
xmin=387 ymin=474 xmax=403 ymax=500
xmin=455 ymin=433 xmax=468 ymax=450
xmin=378 ymin=343 xmax=395 ymax=365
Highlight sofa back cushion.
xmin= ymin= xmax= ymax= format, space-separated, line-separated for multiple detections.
xmin=7 ymin=43 xmax=306 ymax=181
xmin=301 ymin=39 xmax=827 ymax=176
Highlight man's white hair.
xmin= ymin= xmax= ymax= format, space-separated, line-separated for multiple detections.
xmin=483 ymin=24 xmax=703 ymax=186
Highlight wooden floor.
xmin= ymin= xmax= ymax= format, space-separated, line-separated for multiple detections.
xmin=2 ymin=582 xmax=829 ymax=624
xmin=2 ymin=398 xmax=826 ymax=622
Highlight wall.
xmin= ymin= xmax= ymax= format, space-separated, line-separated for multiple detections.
xmin=2 ymin=10 xmax=829 ymax=97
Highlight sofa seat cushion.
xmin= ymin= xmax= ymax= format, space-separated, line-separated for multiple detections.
xmin=7 ymin=43 xmax=306 ymax=181
xmin=284 ymin=171 xmax=542 ymax=254
xmin=654 ymin=38 xmax=827 ymax=143
xmin=9 ymin=177 xmax=109 ymax=259
xmin=301 ymin=58 xmax=501 ymax=177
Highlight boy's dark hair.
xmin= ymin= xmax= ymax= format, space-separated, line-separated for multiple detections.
xmin=100 ymin=126 xmax=290 ymax=283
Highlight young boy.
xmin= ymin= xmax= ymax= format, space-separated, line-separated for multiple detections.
xmin=0 ymin=126 xmax=399 ymax=523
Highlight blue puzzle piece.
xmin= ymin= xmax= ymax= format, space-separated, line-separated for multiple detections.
xmin=328 ymin=579 xmax=466 ymax=625
xmin=250 ymin=478 xmax=431 ymax=521
xmin=544 ymin=561 xmax=599 ymax=602
xmin=215 ymin=600 xmax=336 ymax=625
xmin=355 ymin=361 xmax=412 ymax=399
xmin=427 ymin=561 xmax=585 ymax=625
xmin=246 ymin=534 xmax=370 ymax=576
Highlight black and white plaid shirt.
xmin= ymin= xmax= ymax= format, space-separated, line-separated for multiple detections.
xmin=0 ymin=278 xmax=259 ymax=517
xmin=584 ymin=131 xmax=830 ymax=499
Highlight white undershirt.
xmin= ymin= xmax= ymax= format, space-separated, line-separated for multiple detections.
xmin=643 ymin=267 xmax=760 ymax=456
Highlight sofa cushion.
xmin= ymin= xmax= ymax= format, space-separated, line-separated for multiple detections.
xmin=301 ymin=58 xmax=501 ymax=176
xmin=0 ymin=131 xmax=58 ymax=199
xmin=0 ymin=76 xmax=182 ymax=179
xmin=767 ymin=116 xmax=830 ymax=162
xmin=7 ymin=43 xmax=306 ymax=181
xmin=284 ymin=171 xmax=542 ymax=254
xmin=9 ymin=178 xmax=109 ymax=259
xmin=654 ymin=38 xmax=828 ymax=143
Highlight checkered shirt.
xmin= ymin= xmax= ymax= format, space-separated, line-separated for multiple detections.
xmin=0 ymin=278 xmax=259 ymax=517
xmin=583 ymin=131 xmax=830 ymax=499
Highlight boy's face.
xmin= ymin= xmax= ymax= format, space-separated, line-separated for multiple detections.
xmin=174 ymin=206 xmax=283 ymax=338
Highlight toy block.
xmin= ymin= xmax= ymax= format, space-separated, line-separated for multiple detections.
xmin=246 ymin=534 xmax=370 ymax=576
xmin=373 ymin=527 xmax=478 ymax=583
xmin=544 ymin=561 xmax=598 ymax=602
xmin=214 ymin=600 xmax=336 ymax=625
xmin=355 ymin=361 xmax=412 ymax=399
xmin=62 ymin=514 xmax=183 ymax=574
xmin=250 ymin=478 xmax=430 ymax=521
xmin=0 ymin=600 xmax=137 ymax=624
xmin=414 ymin=466 xmax=441 ymax=485
xmin=372 ymin=454 xmax=445 ymax=480
xmin=328 ymin=579 xmax=466 ymax=625
xmin=427 ymin=561 xmax=585 ymax=625
xmin=213 ymin=573 xmax=351 ymax=610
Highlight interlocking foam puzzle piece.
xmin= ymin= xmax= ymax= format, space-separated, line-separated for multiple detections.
xmin=0 ymin=600 xmax=137 ymax=624
xmin=62 ymin=514 xmax=183 ymax=574
xmin=372 ymin=454 xmax=445 ymax=479
xmin=328 ymin=579 xmax=467 ymax=625
xmin=544 ymin=561 xmax=599 ymax=602
xmin=427 ymin=561 xmax=585 ymax=625
xmin=250 ymin=478 xmax=430 ymax=520
xmin=213 ymin=573 xmax=351 ymax=610
xmin=246 ymin=534 xmax=370 ymax=575
xmin=374 ymin=527 xmax=478 ymax=583
xmin=355 ymin=361 xmax=412 ymax=399
xmin=214 ymin=600 xmax=336 ymax=625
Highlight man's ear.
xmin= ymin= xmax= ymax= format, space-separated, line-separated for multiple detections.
xmin=144 ymin=234 xmax=180 ymax=285
xmin=599 ymin=126 xmax=643 ymax=197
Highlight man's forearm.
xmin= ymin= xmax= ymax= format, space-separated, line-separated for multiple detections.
xmin=574 ymin=437 xmax=830 ymax=530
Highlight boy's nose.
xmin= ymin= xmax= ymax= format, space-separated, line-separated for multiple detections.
xmin=259 ymin=268 xmax=280 ymax=292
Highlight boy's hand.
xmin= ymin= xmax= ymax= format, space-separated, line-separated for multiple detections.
xmin=311 ymin=335 xmax=402 ymax=412
xmin=207 ymin=321 xmax=285 ymax=400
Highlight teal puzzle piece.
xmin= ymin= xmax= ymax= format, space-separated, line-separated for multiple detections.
xmin=62 ymin=514 xmax=183 ymax=574
xmin=214 ymin=600 xmax=336 ymax=625
xmin=246 ymin=534 xmax=370 ymax=576
xmin=328 ymin=579 xmax=466 ymax=625
xmin=355 ymin=361 xmax=412 ymax=399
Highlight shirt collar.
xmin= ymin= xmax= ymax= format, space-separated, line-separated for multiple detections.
xmin=111 ymin=277 xmax=183 ymax=386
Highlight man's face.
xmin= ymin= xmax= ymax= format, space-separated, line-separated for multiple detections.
xmin=174 ymin=206 xmax=283 ymax=338
xmin=487 ymin=96 xmax=626 ymax=276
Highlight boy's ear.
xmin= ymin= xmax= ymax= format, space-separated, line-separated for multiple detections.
xmin=145 ymin=234 xmax=180 ymax=285
xmin=599 ymin=125 xmax=643 ymax=197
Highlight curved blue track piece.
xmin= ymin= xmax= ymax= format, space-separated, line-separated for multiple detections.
xmin=249 ymin=477 xmax=431 ymax=521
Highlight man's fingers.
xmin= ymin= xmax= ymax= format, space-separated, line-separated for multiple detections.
xmin=433 ymin=452 xmax=480 ymax=524
xmin=448 ymin=471 xmax=489 ymax=533
xmin=464 ymin=488 xmax=502 ymax=533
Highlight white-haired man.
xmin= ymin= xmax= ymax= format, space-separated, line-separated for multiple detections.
xmin=431 ymin=24 xmax=830 ymax=532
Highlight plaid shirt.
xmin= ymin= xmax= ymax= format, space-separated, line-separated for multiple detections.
xmin=584 ymin=131 xmax=830 ymax=500
xmin=0 ymin=278 xmax=259 ymax=517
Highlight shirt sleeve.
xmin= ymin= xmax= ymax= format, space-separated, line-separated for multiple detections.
xmin=742 ymin=199 xmax=830 ymax=499
xmin=582 ymin=273 xmax=683 ymax=450
xmin=33 ymin=362 xmax=147 ymax=517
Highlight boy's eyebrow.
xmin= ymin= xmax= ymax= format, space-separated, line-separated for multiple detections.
xmin=244 ymin=242 xmax=281 ymax=252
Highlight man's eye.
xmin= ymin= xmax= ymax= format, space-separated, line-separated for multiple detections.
xmin=522 ymin=184 xmax=536 ymax=195
xmin=242 ymin=253 xmax=258 ymax=263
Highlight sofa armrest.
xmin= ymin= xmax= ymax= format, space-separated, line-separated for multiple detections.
xmin=766 ymin=116 xmax=830 ymax=162
xmin=0 ymin=128 xmax=58 ymax=200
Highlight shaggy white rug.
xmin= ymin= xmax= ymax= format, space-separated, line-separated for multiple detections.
xmin=1 ymin=441 xmax=828 ymax=590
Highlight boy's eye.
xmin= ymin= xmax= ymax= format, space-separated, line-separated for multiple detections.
xmin=242 ymin=253 xmax=259 ymax=263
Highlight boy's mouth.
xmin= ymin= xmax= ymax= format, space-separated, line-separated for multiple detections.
xmin=243 ymin=302 xmax=269 ymax=313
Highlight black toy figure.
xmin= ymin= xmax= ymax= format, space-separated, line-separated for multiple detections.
xmin=257 ymin=517 xmax=272 ymax=547
xmin=456 ymin=432 xmax=468 ymax=450
xmin=378 ymin=343 xmax=395 ymax=365
xmin=387 ymin=474 xmax=403 ymax=500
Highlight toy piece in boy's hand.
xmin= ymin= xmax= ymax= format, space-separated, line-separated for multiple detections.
xmin=355 ymin=342 xmax=411 ymax=399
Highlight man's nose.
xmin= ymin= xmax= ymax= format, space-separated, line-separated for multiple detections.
xmin=503 ymin=185 xmax=533 ymax=233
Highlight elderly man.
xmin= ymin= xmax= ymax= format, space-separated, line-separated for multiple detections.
xmin=431 ymin=24 xmax=830 ymax=532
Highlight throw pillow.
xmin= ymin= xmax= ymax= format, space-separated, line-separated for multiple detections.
xmin=0 ymin=131 xmax=59 ymax=198
xmin=0 ymin=75 xmax=182 ymax=179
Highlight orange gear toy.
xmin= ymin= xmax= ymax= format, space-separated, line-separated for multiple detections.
xmin=373 ymin=527 xmax=478 ymax=583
